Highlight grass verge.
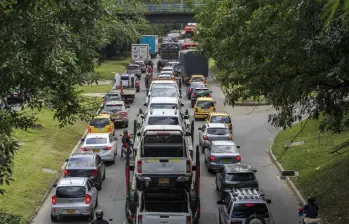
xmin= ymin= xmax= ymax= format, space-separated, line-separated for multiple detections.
xmin=272 ymin=118 xmax=349 ymax=224
xmin=0 ymin=109 xmax=88 ymax=221
xmin=95 ymin=58 xmax=130 ymax=80
xmin=76 ymin=83 xmax=113 ymax=93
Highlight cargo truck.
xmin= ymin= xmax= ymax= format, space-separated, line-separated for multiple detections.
xmin=179 ymin=50 xmax=209 ymax=85
xmin=159 ymin=43 xmax=180 ymax=61
xmin=140 ymin=35 xmax=158 ymax=59
xmin=131 ymin=44 xmax=149 ymax=62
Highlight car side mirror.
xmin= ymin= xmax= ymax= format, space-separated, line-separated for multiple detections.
xmin=217 ymin=200 xmax=224 ymax=205
xmin=141 ymin=115 xmax=145 ymax=119
xmin=52 ymin=184 xmax=57 ymax=188
xmin=81 ymin=138 xmax=85 ymax=142
xmin=236 ymin=145 xmax=240 ymax=148
xmin=266 ymin=199 xmax=272 ymax=204
xmin=180 ymin=103 xmax=184 ymax=107
xmin=127 ymin=105 xmax=130 ymax=108
xmin=144 ymin=103 xmax=147 ymax=106
xmin=253 ymin=169 xmax=257 ymax=173
xmin=65 ymin=159 xmax=69 ymax=162
xmin=137 ymin=132 xmax=141 ymax=136
xmin=197 ymin=127 xmax=202 ymax=130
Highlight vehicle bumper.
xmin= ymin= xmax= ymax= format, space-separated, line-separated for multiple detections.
xmin=112 ymin=118 xmax=128 ymax=125
xmin=51 ymin=205 xmax=94 ymax=217
xmin=194 ymin=112 xmax=209 ymax=118
xmin=207 ymin=161 xmax=240 ymax=171
xmin=136 ymin=174 xmax=192 ymax=186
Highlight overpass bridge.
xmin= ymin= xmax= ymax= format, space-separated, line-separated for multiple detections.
xmin=120 ymin=4 xmax=203 ymax=23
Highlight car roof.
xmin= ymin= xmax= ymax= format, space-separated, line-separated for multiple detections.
xmin=212 ymin=140 xmax=237 ymax=146
xmin=144 ymin=125 xmax=183 ymax=131
xmin=206 ymin=123 xmax=228 ymax=128
xmin=191 ymin=74 xmax=205 ymax=78
xmin=57 ymin=177 xmax=88 ymax=187
xmin=209 ymin=112 xmax=229 ymax=116
xmin=153 ymin=80 xmax=176 ymax=84
xmin=93 ymin=114 xmax=110 ymax=118
xmin=162 ymin=66 xmax=173 ymax=70
xmin=223 ymin=164 xmax=254 ymax=173
xmin=128 ymin=64 xmax=139 ymax=67
xmin=197 ymin=97 xmax=214 ymax=101
xmin=105 ymin=100 xmax=124 ymax=105
xmin=148 ymin=108 xmax=179 ymax=116
xmin=150 ymin=97 xmax=178 ymax=104
xmin=160 ymin=71 xmax=172 ymax=73
xmin=85 ymin=133 xmax=110 ymax=139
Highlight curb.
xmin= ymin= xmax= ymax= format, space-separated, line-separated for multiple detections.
xmin=28 ymin=104 xmax=105 ymax=223
xmin=209 ymin=71 xmax=270 ymax=106
xmin=268 ymin=139 xmax=307 ymax=206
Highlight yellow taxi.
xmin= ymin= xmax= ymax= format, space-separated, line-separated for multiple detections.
xmin=87 ymin=114 xmax=115 ymax=135
xmin=206 ymin=112 xmax=233 ymax=134
xmin=189 ymin=74 xmax=206 ymax=85
xmin=194 ymin=97 xmax=216 ymax=120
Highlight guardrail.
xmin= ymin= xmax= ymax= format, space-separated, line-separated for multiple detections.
xmin=144 ymin=4 xmax=203 ymax=12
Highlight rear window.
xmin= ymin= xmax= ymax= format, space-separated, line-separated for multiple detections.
xmin=212 ymin=145 xmax=235 ymax=153
xmin=196 ymin=100 xmax=214 ymax=109
xmin=144 ymin=135 xmax=182 ymax=144
xmin=151 ymin=88 xmax=177 ymax=97
xmin=56 ymin=186 xmax=86 ymax=198
xmin=128 ymin=66 xmax=138 ymax=70
xmin=86 ymin=137 xmax=108 ymax=144
xmin=231 ymin=203 xmax=269 ymax=218
xmin=150 ymin=104 xmax=177 ymax=109
xmin=226 ymin=173 xmax=254 ymax=181
xmin=104 ymin=105 xmax=123 ymax=112
xmin=190 ymin=82 xmax=205 ymax=88
xmin=121 ymin=76 xmax=130 ymax=80
xmin=211 ymin=116 xmax=231 ymax=123
xmin=89 ymin=118 xmax=109 ymax=127
xmin=67 ymin=157 xmax=94 ymax=168
xmin=192 ymin=77 xmax=204 ymax=82
xmin=207 ymin=128 xmax=228 ymax=135
xmin=105 ymin=94 xmax=121 ymax=100
xmin=147 ymin=116 xmax=179 ymax=125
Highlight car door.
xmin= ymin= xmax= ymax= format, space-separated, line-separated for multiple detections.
xmin=109 ymin=133 xmax=117 ymax=152
xmin=86 ymin=179 xmax=97 ymax=204
xmin=96 ymin=155 xmax=104 ymax=178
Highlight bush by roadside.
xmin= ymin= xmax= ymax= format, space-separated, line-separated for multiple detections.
xmin=272 ymin=118 xmax=349 ymax=224
xmin=0 ymin=212 xmax=23 ymax=224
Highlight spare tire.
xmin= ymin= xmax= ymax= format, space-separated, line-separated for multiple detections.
xmin=245 ymin=215 xmax=266 ymax=224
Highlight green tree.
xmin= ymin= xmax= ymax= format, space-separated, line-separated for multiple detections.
xmin=196 ymin=0 xmax=349 ymax=132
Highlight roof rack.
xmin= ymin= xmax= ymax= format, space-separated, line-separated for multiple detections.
xmin=229 ymin=188 xmax=265 ymax=201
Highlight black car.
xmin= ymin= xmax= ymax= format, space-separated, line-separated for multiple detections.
xmin=190 ymin=88 xmax=211 ymax=107
xmin=215 ymin=164 xmax=258 ymax=198
xmin=64 ymin=153 xmax=106 ymax=190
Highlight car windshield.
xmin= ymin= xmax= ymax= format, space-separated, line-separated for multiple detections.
xmin=105 ymin=94 xmax=121 ymax=101
xmin=196 ymin=100 xmax=214 ymax=109
xmin=67 ymin=157 xmax=94 ymax=168
xmin=150 ymin=103 xmax=177 ymax=109
xmin=152 ymin=83 xmax=176 ymax=89
xmin=190 ymin=82 xmax=205 ymax=88
xmin=56 ymin=186 xmax=85 ymax=198
xmin=211 ymin=116 xmax=231 ymax=123
xmin=103 ymin=105 xmax=123 ymax=112
xmin=207 ymin=128 xmax=228 ymax=135
xmin=226 ymin=173 xmax=254 ymax=181
xmin=144 ymin=135 xmax=182 ymax=143
xmin=86 ymin=137 xmax=108 ymax=145
xmin=231 ymin=203 xmax=269 ymax=218
xmin=192 ymin=77 xmax=205 ymax=82
xmin=151 ymin=88 xmax=177 ymax=97
xmin=148 ymin=116 xmax=179 ymax=125
xmin=89 ymin=118 xmax=109 ymax=127
xmin=212 ymin=145 xmax=235 ymax=153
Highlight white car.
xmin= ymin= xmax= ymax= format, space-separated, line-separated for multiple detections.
xmin=144 ymin=96 xmax=183 ymax=112
xmin=161 ymin=66 xmax=174 ymax=74
xmin=166 ymin=61 xmax=180 ymax=68
xmin=158 ymin=73 xmax=172 ymax=79
xmin=81 ymin=133 xmax=117 ymax=163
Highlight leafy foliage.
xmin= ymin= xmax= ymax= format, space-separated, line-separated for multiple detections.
xmin=0 ymin=0 xmax=149 ymax=193
xmin=196 ymin=0 xmax=349 ymax=134
xmin=0 ymin=212 xmax=23 ymax=224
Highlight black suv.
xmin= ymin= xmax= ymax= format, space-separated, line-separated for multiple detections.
xmin=215 ymin=164 xmax=259 ymax=197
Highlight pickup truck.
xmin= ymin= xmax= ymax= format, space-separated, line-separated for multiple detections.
xmin=135 ymin=189 xmax=194 ymax=224
xmin=113 ymin=73 xmax=138 ymax=103
xmin=134 ymin=125 xmax=193 ymax=190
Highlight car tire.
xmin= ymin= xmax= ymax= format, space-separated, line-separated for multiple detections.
xmin=88 ymin=212 xmax=94 ymax=221
xmin=51 ymin=215 xmax=58 ymax=222
xmin=201 ymin=145 xmax=205 ymax=154
xmin=215 ymin=177 xmax=219 ymax=191
xmin=218 ymin=214 xmax=222 ymax=224
xmin=95 ymin=195 xmax=99 ymax=208
xmin=103 ymin=168 xmax=106 ymax=180
xmin=97 ymin=178 xmax=102 ymax=191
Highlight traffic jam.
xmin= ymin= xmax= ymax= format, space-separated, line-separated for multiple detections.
xmin=48 ymin=24 xmax=276 ymax=224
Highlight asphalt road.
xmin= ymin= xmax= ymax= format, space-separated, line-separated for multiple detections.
xmin=31 ymin=57 xmax=300 ymax=224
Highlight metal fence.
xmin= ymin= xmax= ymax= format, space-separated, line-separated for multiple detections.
xmin=144 ymin=4 xmax=203 ymax=12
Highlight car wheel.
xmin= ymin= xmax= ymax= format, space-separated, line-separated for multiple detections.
xmin=201 ymin=145 xmax=205 ymax=154
xmin=218 ymin=214 xmax=222 ymax=224
xmin=88 ymin=212 xmax=94 ymax=221
xmin=215 ymin=177 xmax=219 ymax=191
xmin=111 ymin=153 xmax=115 ymax=164
xmin=51 ymin=215 xmax=58 ymax=222
xmin=95 ymin=195 xmax=99 ymax=208
xmin=125 ymin=122 xmax=129 ymax=128
xmin=97 ymin=178 xmax=102 ymax=191
xmin=103 ymin=168 xmax=106 ymax=180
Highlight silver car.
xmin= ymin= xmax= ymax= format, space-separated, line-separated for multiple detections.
xmin=204 ymin=141 xmax=241 ymax=172
xmin=50 ymin=177 xmax=98 ymax=222
xmin=101 ymin=100 xmax=130 ymax=127
xmin=127 ymin=64 xmax=141 ymax=78
xmin=198 ymin=123 xmax=232 ymax=153
xmin=81 ymin=133 xmax=118 ymax=163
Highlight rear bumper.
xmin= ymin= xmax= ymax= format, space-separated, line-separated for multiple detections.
xmin=207 ymin=162 xmax=240 ymax=170
xmin=51 ymin=205 xmax=94 ymax=217
xmin=194 ymin=112 xmax=209 ymax=118
xmin=136 ymin=174 xmax=192 ymax=186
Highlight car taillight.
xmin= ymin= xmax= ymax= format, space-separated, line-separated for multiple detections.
xmin=210 ymin=155 xmax=215 ymax=161
xmin=105 ymin=146 xmax=112 ymax=150
xmin=236 ymin=155 xmax=241 ymax=162
xmin=88 ymin=126 xmax=91 ymax=132
xmin=85 ymin=194 xmax=91 ymax=204
xmin=120 ymin=112 xmax=127 ymax=117
xmin=186 ymin=215 xmax=191 ymax=224
xmin=137 ymin=160 xmax=142 ymax=173
xmin=51 ymin=195 xmax=56 ymax=205
xmin=81 ymin=147 xmax=87 ymax=152
xmin=91 ymin=169 xmax=98 ymax=176
xmin=228 ymin=135 xmax=232 ymax=140
xmin=138 ymin=215 xmax=143 ymax=224
xmin=64 ymin=169 xmax=70 ymax=176
xmin=203 ymin=135 xmax=208 ymax=140
xmin=108 ymin=126 xmax=112 ymax=132
xmin=186 ymin=159 xmax=191 ymax=173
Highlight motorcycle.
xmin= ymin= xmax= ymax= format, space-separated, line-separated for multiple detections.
xmin=298 ymin=208 xmax=321 ymax=224
xmin=120 ymin=134 xmax=134 ymax=158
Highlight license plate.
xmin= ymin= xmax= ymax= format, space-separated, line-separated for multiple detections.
xmin=93 ymin=149 xmax=100 ymax=153
xmin=159 ymin=178 xmax=169 ymax=184
xmin=222 ymin=159 xmax=231 ymax=163
xmin=66 ymin=210 xmax=75 ymax=214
